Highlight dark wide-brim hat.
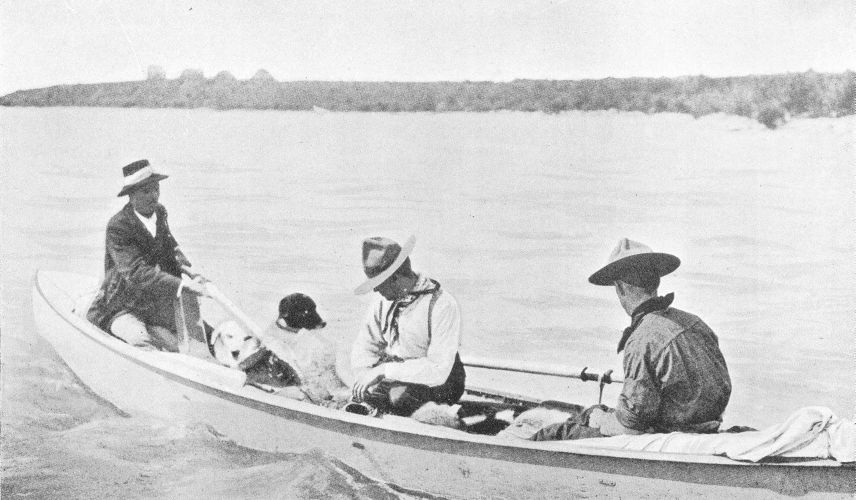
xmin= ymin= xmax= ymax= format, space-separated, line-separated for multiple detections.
xmin=588 ymin=238 xmax=680 ymax=286
xmin=354 ymin=235 xmax=416 ymax=295
xmin=117 ymin=159 xmax=169 ymax=197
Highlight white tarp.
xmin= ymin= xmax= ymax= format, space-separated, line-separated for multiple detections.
xmin=571 ymin=406 xmax=855 ymax=462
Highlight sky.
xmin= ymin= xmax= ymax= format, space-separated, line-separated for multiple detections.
xmin=1 ymin=0 xmax=855 ymax=94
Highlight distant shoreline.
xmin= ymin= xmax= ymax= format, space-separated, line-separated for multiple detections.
xmin=2 ymin=71 xmax=853 ymax=129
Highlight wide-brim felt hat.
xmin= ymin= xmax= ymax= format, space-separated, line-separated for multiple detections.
xmin=588 ymin=238 xmax=680 ymax=286
xmin=117 ymin=159 xmax=169 ymax=197
xmin=354 ymin=235 xmax=416 ymax=295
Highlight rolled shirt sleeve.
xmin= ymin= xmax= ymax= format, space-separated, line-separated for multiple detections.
xmin=383 ymin=294 xmax=461 ymax=387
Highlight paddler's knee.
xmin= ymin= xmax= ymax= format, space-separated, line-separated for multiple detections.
xmin=110 ymin=312 xmax=179 ymax=352
xmin=148 ymin=325 xmax=181 ymax=352
xmin=385 ymin=383 xmax=432 ymax=416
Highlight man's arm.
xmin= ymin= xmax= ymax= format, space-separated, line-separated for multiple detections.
xmin=350 ymin=301 xmax=387 ymax=376
xmin=350 ymin=301 xmax=390 ymax=401
xmin=382 ymin=294 xmax=461 ymax=387
xmin=174 ymin=247 xmax=192 ymax=270
xmin=159 ymin=206 xmax=193 ymax=269
xmin=106 ymin=221 xmax=181 ymax=297
xmin=614 ymin=347 xmax=662 ymax=432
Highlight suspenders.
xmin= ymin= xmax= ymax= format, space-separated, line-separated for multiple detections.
xmin=426 ymin=282 xmax=442 ymax=342
xmin=382 ymin=279 xmax=442 ymax=344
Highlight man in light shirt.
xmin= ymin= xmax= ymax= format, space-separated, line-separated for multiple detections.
xmin=350 ymin=236 xmax=466 ymax=416
xmin=87 ymin=159 xmax=207 ymax=351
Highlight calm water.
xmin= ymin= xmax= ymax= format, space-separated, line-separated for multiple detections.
xmin=2 ymin=107 xmax=854 ymax=498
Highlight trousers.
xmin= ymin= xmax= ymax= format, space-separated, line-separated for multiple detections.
xmin=530 ymin=404 xmax=608 ymax=441
xmin=109 ymin=288 xmax=204 ymax=352
xmin=364 ymin=354 xmax=466 ymax=416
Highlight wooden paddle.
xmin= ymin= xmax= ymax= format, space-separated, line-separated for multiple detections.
xmin=460 ymin=355 xmax=623 ymax=384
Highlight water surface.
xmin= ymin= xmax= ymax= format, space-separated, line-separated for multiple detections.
xmin=2 ymin=108 xmax=853 ymax=498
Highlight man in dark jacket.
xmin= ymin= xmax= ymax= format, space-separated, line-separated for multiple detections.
xmin=533 ymin=238 xmax=731 ymax=440
xmin=87 ymin=159 xmax=207 ymax=351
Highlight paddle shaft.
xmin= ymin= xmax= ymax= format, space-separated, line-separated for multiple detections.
xmin=205 ymin=283 xmax=262 ymax=336
xmin=176 ymin=270 xmax=205 ymax=355
xmin=461 ymin=355 xmax=623 ymax=384
xmin=178 ymin=268 xmax=256 ymax=336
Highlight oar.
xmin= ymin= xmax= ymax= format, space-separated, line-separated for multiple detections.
xmin=203 ymin=281 xmax=305 ymax=382
xmin=460 ymin=355 xmax=623 ymax=384
xmin=176 ymin=272 xmax=204 ymax=355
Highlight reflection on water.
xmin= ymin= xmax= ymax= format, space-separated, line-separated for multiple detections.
xmin=2 ymin=108 xmax=853 ymax=498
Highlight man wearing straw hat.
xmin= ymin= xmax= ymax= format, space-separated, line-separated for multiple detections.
xmin=350 ymin=236 xmax=466 ymax=416
xmin=87 ymin=159 xmax=207 ymax=352
xmin=534 ymin=238 xmax=731 ymax=440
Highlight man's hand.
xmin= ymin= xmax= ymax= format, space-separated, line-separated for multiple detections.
xmin=588 ymin=408 xmax=637 ymax=437
xmin=586 ymin=407 xmax=608 ymax=429
xmin=351 ymin=365 xmax=385 ymax=402
xmin=181 ymin=275 xmax=209 ymax=297
xmin=180 ymin=265 xmax=206 ymax=282
xmin=175 ymin=248 xmax=192 ymax=269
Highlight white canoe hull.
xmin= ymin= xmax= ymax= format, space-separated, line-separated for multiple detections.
xmin=32 ymin=270 xmax=855 ymax=499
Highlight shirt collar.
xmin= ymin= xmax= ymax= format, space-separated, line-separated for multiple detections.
xmin=133 ymin=208 xmax=158 ymax=236
xmin=389 ymin=274 xmax=436 ymax=308
xmin=409 ymin=274 xmax=433 ymax=294
xmin=381 ymin=274 xmax=441 ymax=339
xmin=617 ymin=292 xmax=675 ymax=353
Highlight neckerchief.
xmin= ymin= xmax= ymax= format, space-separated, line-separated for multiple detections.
xmin=617 ymin=293 xmax=675 ymax=353
xmin=382 ymin=277 xmax=441 ymax=343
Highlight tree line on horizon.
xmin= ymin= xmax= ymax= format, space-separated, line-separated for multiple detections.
xmin=1 ymin=69 xmax=853 ymax=129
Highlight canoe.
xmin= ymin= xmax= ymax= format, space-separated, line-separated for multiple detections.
xmin=32 ymin=270 xmax=854 ymax=499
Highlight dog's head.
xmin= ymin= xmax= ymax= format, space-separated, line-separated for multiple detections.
xmin=279 ymin=293 xmax=326 ymax=330
xmin=210 ymin=320 xmax=265 ymax=369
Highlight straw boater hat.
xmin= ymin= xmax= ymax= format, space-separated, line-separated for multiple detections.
xmin=354 ymin=235 xmax=416 ymax=295
xmin=588 ymin=238 xmax=680 ymax=286
xmin=117 ymin=159 xmax=169 ymax=197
